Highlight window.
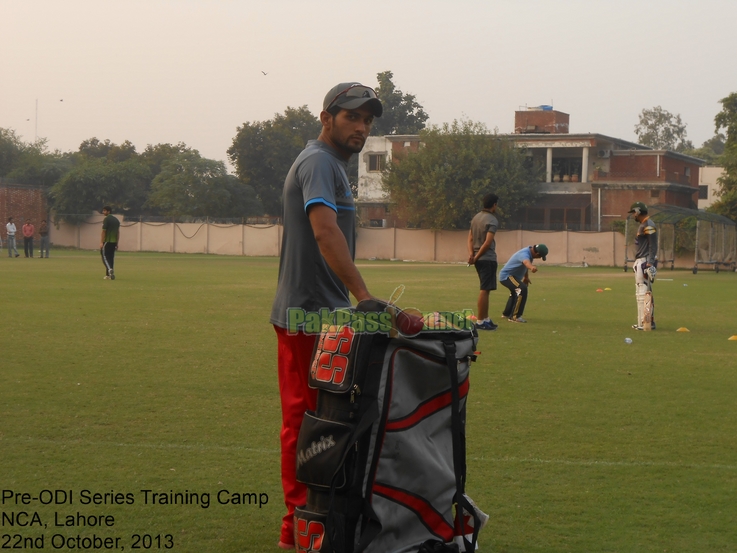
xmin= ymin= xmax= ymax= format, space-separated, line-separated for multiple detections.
xmin=368 ymin=154 xmax=385 ymax=172
xmin=684 ymin=167 xmax=691 ymax=177
xmin=527 ymin=208 xmax=545 ymax=224
xmin=650 ymin=189 xmax=660 ymax=198
xmin=550 ymin=208 xmax=565 ymax=229
xmin=699 ymin=185 xmax=708 ymax=200
xmin=566 ymin=208 xmax=581 ymax=230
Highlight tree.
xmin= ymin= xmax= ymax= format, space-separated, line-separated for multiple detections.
xmin=634 ymin=106 xmax=694 ymax=152
xmin=0 ymin=128 xmax=24 ymax=177
xmin=684 ymin=133 xmax=726 ymax=165
xmin=708 ymin=187 xmax=737 ymax=221
xmin=140 ymin=142 xmax=191 ymax=176
xmin=0 ymin=133 xmax=73 ymax=186
xmin=382 ymin=120 xmax=541 ymax=229
xmin=49 ymin=157 xmax=151 ymax=222
xmin=372 ymin=71 xmax=429 ymax=136
xmin=228 ymin=106 xmax=320 ymax=216
xmin=50 ymin=137 xmax=242 ymax=220
xmin=147 ymin=150 xmax=262 ymax=218
xmin=78 ymin=138 xmax=138 ymax=162
xmin=6 ymin=149 xmax=73 ymax=187
xmin=708 ymin=92 xmax=737 ymax=221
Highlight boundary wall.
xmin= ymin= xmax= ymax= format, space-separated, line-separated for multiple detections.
xmin=49 ymin=216 xmax=699 ymax=268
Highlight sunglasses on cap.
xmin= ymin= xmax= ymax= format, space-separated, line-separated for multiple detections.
xmin=325 ymin=84 xmax=377 ymax=111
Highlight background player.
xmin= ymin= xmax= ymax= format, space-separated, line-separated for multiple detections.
xmin=100 ymin=206 xmax=120 ymax=280
xmin=468 ymin=193 xmax=500 ymax=330
xmin=499 ymin=244 xmax=548 ymax=323
xmin=628 ymin=202 xmax=657 ymax=330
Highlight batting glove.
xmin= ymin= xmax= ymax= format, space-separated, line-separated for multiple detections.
xmin=645 ymin=266 xmax=657 ymax=282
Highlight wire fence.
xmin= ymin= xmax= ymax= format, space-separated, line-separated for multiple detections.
xmin=55 ymin=214 xmax=282 ymax=226
xmin=623 ymin=205 xmax=737 ymax=272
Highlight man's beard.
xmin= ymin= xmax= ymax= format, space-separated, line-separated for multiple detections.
xmin=338 ymin=135 xmax=365 ymax=154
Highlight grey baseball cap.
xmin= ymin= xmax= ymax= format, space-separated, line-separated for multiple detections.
xmin=323 ymin=82 xmax=383 ymax=117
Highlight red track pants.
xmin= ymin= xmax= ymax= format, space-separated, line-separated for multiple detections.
xmin=274 ymin=326 xmax=318 ymax=546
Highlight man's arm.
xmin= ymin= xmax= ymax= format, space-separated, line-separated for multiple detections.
xmin=473 ymin=231 xmax=495 ymax=263
xmin=647 ymin=228 xmax=658 ymax=266
xmin=522 ymin=258 xmax=538 ymax=273
xmin=308 ymin=204 xmax=371 ymax=302
xmin=100 ymin=228 xmax=106 ymax=249
xmin=467 ymin=230 xmax=475 ymax=264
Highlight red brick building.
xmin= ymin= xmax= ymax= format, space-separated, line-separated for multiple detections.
xmin=357 ymin=108 xmax=705 ymax=230
xmin=0 ymin=181 xmax=51 ymax=239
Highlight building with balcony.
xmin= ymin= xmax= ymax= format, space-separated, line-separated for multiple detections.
xmin=357 ymin=107 xmax=706 ymax=230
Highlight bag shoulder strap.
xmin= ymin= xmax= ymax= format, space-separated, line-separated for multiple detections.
xmin=443 ymin=340 xmax=480 ymax=553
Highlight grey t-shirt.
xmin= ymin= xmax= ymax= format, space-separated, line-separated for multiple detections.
xmin=270 ymin=140 xmax=356 ymax=329
xmin=634 ymin=218 xmax=657 ymax=264
xmin=469 ymin=210 xmax=498 ymax=262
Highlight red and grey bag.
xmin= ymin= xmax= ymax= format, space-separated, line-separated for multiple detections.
xmin=294 ymin=299 xmax=483 ymax=553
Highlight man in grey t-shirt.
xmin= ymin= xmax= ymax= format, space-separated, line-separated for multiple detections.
xmin=467 ymin=193 xmax=500 ymax=330
xmin=269 ymin=82 xmax=383 ymax=550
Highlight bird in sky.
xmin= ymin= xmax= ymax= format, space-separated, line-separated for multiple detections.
xmin=261 ymin=71 xmax=268 ymax=75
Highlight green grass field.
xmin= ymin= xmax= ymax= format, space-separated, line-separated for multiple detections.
xmin=1 ymin=251 xmax=736 ymax=552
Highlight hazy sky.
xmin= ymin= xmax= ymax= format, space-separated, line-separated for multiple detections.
xmin=2 ymin=0 xmax=736 ymax=166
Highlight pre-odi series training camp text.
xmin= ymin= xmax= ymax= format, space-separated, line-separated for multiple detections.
xmin=2 ymin=488 xmax=268 ymax=550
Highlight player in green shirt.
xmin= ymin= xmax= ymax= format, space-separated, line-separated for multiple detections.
xmin=100 ymin=206 xmax=120 ymax=280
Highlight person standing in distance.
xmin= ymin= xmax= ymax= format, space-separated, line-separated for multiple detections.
xmin=628 ymin=202 xmax=657 ymax=330
xmin=39 ymin=220 xmax=50 ymax=258
xmin=22 ymin=219 xmax=35 ymax=258
xmin=467 ymin=193 xmax=500 ymax=331
xmin=499 ymin=244 xmax=548 ymax=323
xmin=6 ymin=217 xmax=20 ymax=257
xmin=269 ymin=82 xmax=382 ymax=550
xmin=100 ymin=206 xmax=120 ymax=280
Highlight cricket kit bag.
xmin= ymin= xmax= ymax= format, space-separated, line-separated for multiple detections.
xmin=293 ymin=300 xmax=485 ymax=553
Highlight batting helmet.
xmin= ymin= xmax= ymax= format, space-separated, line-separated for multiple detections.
xmin=628 ymin=201 xmax=648 ymax=216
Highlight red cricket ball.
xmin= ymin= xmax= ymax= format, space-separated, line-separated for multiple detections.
xmin=396 ymin=309 xmax=425 ymax=337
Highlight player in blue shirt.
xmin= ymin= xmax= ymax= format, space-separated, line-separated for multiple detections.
xmin=499 ymin=244 xmax=548 ymax=323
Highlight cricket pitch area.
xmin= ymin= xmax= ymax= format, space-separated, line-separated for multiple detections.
xmin=1 ymin=251 xmax=736 ymax=552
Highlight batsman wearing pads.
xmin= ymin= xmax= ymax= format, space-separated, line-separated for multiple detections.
xmin=499 ymin=244 xmax=548 ymax=323
xmin=628 ymin=202 xmax=657 ymax=331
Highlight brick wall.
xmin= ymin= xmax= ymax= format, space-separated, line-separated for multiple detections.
xmin=603 ymin=190 xmax=649 ymax=220
xmin=514 ymin=110 xmax=569 ymax=134
xmin=600 ymin=187 xmax=697 ymax=228
xmin=661 ymin=156 xmax=700 ymax=188
xmin=664 ymin=189 xmax=696 ymax=208
xmin=609 ymin=154 xmax=658 ymax=180
xmin=391 ymin=139 xmax=421 ymax=155
xmin=0 ymin=184 xmax=50 ymax=239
